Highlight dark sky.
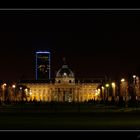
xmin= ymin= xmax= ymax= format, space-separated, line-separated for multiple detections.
xmin=0 ymin=10 xmax=140 ymax=81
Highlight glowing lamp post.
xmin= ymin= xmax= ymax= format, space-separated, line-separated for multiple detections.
xmin=12 ymin=85 xmax=16 ymax=89
xmin=111 ymin=82 xmax=116 ymax=97
xmin=105 ymin=84 xmax=109 ymax=87
xmin=132 ymin=75 xmax=140 ymax=100
xmin=105 ymin=84 xmax=109 ymax=100
xmin=97 ymin=88 xmax=101 ymax=100
xmin=3 ymin=83 xmax=7 ymax=87
xmin=12 ymin=84 xmax=16 ymax=101
xmin=121 ymin=78 xmax=125 ymax=82
xmin=1 ymin=83 xmax=7 ymax=101
xmin=120 ymin=78 xmax=125 ymax=97
xmin=101 ymin=86 xmax=105 ymax=101
xmin=120 ymin=78 xmax=128 ymax=107
xmin=133 ymin=75 xmax=136 ymax=82
xmin=133 ymin=75 xmax=136 ymax=96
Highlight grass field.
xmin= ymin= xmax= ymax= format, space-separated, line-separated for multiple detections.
xmin=0 ymin=103 xmax=140 ymax=130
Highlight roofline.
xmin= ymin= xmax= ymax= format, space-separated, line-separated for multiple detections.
xmin=36 ymin=51 xmax=50 ymax=54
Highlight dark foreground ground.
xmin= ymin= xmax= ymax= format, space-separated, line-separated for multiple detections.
xmin=0 ymin=103 xmax=140 ymax=130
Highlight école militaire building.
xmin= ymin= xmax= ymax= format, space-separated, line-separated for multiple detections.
xmin=20 ymin=64 xmax=102 ymax=102
xmin=19 ymin=51 xmax=103 ymax=102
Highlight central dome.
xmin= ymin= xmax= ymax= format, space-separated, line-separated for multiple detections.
xmin=56 ymin=65 xmax=74 ymax=78
xmin=55 ymin=64 xmax=75 ymax=84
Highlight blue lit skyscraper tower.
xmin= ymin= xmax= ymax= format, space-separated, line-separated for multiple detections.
xmin=36 ymin=51 xmax=51 ymax=80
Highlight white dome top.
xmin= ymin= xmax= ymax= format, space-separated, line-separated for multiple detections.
xmin=56 ymin=65 xmax=74 ymax=78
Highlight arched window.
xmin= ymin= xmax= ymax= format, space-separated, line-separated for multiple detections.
xmin=69 ymin=80 xmax=72 ymax=83
xmin=58 ymin=80 xmax=61 ymax=83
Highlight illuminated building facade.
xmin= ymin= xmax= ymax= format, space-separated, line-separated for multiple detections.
xmin=20 ymin=64 xmax=101 ymax=102
xmin=36 ymin=51 xmax=51 ymax=80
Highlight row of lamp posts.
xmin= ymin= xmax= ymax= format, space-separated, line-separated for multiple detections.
xmin=99 ymin=75 xmax=139 ymax=105
xmin=1 ymin=83 xmax=16 ymax=102
xmin=100 ymin=83 xmax=115 ymax=101
xmin=0 ymin=83 xmax=31 ymax=102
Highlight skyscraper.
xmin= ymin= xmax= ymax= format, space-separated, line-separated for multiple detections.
xmin=36 ymin=51 xmax=51 ymax=80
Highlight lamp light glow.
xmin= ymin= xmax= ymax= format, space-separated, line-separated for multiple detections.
xmin=112 ymin=82 xmax=115 ymax=87
xmin=105 ymin=84 xmax=109 ymax=87
xmin=121 ymin=79 xmax=125 ymax=82
xmin=3 ymin=83 xmax=7 ymax=86
xmin=12 ymin=85 xmax=16 ymax=88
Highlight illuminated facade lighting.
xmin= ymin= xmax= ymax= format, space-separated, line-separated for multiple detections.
xmin=36 ymin=51 xmax=51 ymax=80
xmin=133 ymin=75 xmax=136 ymax=78
xmin=98 ymin=89 xmax=100 ymax=93
xmin=29 ymin=90 xmax=32 ymax=95
xmin=25 ymin=88 xmax=28 ymax=92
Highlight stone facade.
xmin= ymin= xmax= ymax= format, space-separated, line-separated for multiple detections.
xmin=20 ymin=64 xmax=101 ymax=102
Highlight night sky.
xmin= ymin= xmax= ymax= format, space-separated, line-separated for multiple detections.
xmin=0 ymin=10 xmax=140 ymax=81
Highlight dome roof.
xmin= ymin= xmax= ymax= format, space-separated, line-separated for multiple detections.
xmin=56 ymin=65 xmax=74 ymax=78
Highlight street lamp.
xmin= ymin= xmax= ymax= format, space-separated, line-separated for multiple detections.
xmin=133 ymin=75 xmax=136 ymax=85
xmin=111 ymin=82 xmax=115 ymax=87
xmin=121 ymin=78 xmax=125 ymax=82
xmin=12 ymin=85 xmax=16 ymax=88
xmin=133 ymin=75 xmax=136 ymax=78
xmin=111 ymin=82 xmax=116 ymax=98
xmin=120 ymin=78 xmax=125 ymax=94
xmin=1 ymin=83 xmax=7 ymax=102
xmin=97 ymin=88 xmax=101 ymax=99
xmin=120 ymin=78 xmax=128 ymax=107
xmin=133 ymin=75 xmax=138 ymax=101
xmin=24 ymin=88 xmax=28 ymax=92
xmin=3 ymin=83 xmax=7 ymax=87
xmin=101 ymin=86 xmax=105 ymax=101
xmin=105 ymin=84 xmax=109 ymax=101
xmin=105 ymin=84 xmax=109 ymax=87
xmin=12 ymin=84 xmax=16 ymax=102
xmin=133 ymin=75 xmax=136 ymax=87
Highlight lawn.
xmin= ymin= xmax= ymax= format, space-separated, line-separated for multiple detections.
xmin=0 ymin=103 xmax=140 ymax=130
